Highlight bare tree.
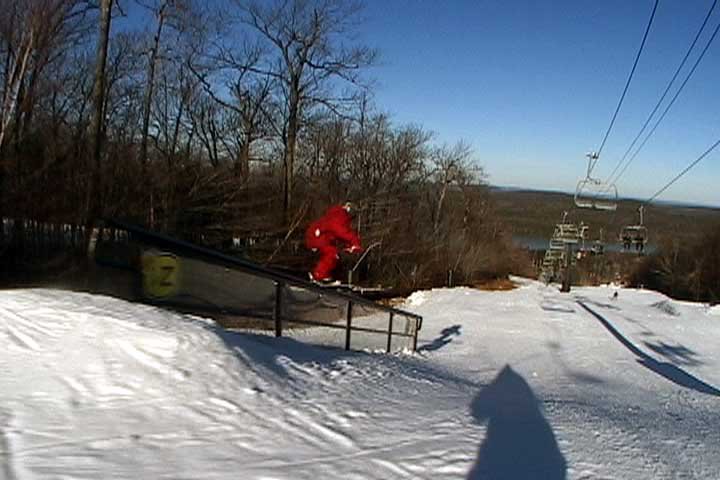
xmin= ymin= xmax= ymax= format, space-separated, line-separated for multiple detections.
xmin=0 ymin=0 xmax=92 ymax=151
xmin=86 ymin=0 xmax=113 ymax=223
xmin=656 ymin=237 xmax=684 ymax=298
xmin=136 ymin=0 xmax=195 ymax=163
xmin=138 ymin=0 xmax=170 ymax=169
xmin=102 ymin=32 xmax=144 ymax=145
xmin=190 ymin=48 xmax=273 ymax=179
xmin=0 ymin=0 xmax=93 ymax=223
xmin=429 ymin=141 xmax=479 ymax=235
xmin=189 ymin=92 xmax=223 ymax=167
xmin=235 ymin=0 xmax=377 ymax=217
xmin=134 ymin=0 xmax=199 ymax=225
xmin=152 ymin=62 xmax=195 ymax=167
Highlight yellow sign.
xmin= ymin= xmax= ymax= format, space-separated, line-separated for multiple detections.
xmin=141 ymin=251 xmax=181 ymax=299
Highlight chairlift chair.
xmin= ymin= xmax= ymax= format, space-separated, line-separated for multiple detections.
xmin=590 ymin=228 xmax=605 ymax=255
xmin=554 ymin=223 xmax=580 ymax=243
xmin=574 ymin=152 xmax=618 ymax=211
xmin=620 ymin=225 xmax=647 ymax=252
xmin=574 ymin=178 xmax=618 ymax=211
xmin=619 ymin=206 xmax=648 ymax=253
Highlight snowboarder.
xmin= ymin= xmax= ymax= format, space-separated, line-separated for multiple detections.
xmin=305 ymin=202 xmax=363 ymax=284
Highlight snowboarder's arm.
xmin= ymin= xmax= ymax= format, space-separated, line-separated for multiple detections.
xmin=333 ymin=223 xmax=362 ymax=251
xmin=329 ymin=213 xmax=362 ymax=251
xmin=321 ymin=205 xmax=362 ymax=251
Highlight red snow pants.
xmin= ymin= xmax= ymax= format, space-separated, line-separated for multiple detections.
xmin=310 ymin=243 xmax=339 ymax=281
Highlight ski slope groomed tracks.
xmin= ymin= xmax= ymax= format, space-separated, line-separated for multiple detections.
xmin=1 ymin=279 xmax=719 ymax=479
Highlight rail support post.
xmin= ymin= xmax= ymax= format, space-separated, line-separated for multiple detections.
xmin=413 ymin=320 xmax=419 ymax=352
xmin=345 ymin=300 xmax=353 ymax=350
xmin=386 ymin=312 xmax=394 ymax=353
xmin=561 ymin=242 xmax=572 ymax=293
xmin=274 ymin=281 xmax=283 ymax=337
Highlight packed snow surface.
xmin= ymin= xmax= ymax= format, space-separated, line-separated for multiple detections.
xmin=2 ymin=279 xmax=719 ymax=479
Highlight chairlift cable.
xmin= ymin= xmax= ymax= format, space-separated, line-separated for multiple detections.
xmin=609 ymin=13 xmax=720 ymax=190
xmin=645 ymin=136 xmax=720 ymax=204
xmin=604 ymin=0 xmax=719 ymax=186
xmin=613 ymin=132 xmax=712 ymax=247
xmin=613 ymin=140 xmax=720 ymax=247
xmin=610 ymin=134 xmax=717 ymax=254
xmin=594 ymin=0 xmax=660 ymax=166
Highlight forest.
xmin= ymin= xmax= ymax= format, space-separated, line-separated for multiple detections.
xmin=1 ymin=0 xmax=717 ymax=302
xmin=0 ymin=0 xmax=532 ymax=292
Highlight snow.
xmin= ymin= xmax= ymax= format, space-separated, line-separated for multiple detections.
xmin=1 ymin=280 xmax=719 ymax=479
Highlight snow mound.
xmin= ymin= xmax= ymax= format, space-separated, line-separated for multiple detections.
xmin=650 ymin=300 xmax=679 ymax=316
xmin=708 ymin=304 xmax=720 ymax=316
xmin=406 ymin=290 xmax=428 ymax=306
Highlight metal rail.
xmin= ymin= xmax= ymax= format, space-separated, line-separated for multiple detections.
xmin=99 ymin=218 xmax=423 ymax=351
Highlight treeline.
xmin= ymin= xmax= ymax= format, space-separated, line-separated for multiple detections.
xmin=629 ymin=225 xmax=720 ymax=304
xmin=0 ymin=0 xmax=531 ymax=290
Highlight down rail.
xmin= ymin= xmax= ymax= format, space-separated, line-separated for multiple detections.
xmin=93 ymin=218 xmax=423 ymax=353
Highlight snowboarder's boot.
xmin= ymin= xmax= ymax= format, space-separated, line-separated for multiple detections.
xmin=308 ymin=272 xmax=341 ymax=287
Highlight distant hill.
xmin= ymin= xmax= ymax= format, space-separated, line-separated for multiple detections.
xmin=490 ymin=185 xmax=719 ymax=209
xmin=488 ymin=187 xmax=720 ymax=247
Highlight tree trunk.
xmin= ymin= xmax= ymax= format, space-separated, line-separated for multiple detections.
xmin=434 ymin=180 xmax=449 ymax=235
xmin=15 ymin=52 xmax=46 ymax=150
xmin=140 ymin=8 xmax=165 ymax=168
xmin=86 ymin=0 xmax=112 ymax=226
xmin=239 ymin=136 xmax=251 ymax=178
xmin=0 ymin=33 xmax=33 ymax=152
xmin=141 ymin=4 xmax=167 ymax=228
xmin=169 ymin=92 xmax=184 ymax=168
xmin=284 ymin=90 xmax=299 ymax=219
xmin=1 ymin=38 xmax=10 ymax=109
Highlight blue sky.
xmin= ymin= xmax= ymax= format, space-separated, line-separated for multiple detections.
xmin=356 ymin=0 xmax=720 ymax=206
xmin=119 ymin=0 xmax=720 ymax=206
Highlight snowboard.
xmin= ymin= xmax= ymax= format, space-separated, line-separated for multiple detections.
xmin=307 ymin=276 xmax=364 ymax=292
xmin=312 ymin=280 xmax=357 ymax=290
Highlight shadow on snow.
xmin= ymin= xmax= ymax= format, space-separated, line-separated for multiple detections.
xmin=418 ymin=324 xmax=462 ymax=352
xmin=467 ymin=365 xmax=567 ymax=480
xmin=204 ymin=325 xmax=482 ymax=391
xmin=541 ymin=303 xmax=576 ymax=314
xmin=643 ymin=340 xmax=703 ymax=367
xmin=577 ymin=301 xmax=720 ymax=396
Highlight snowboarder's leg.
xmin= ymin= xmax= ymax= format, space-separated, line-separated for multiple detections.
xmin=312 ymin=245 xmax=339 ymax=281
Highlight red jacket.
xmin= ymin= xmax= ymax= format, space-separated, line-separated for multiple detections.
xmin=305 ymin=205 xmax=362 ymax=251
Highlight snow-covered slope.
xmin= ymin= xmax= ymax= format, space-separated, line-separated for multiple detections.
xmin=1 ymin=280 xmax=719 ymax=479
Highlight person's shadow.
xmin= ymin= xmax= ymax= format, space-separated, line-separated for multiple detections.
xmin=468 ymin=365 xmax=566 ymax=479
xmin=418 ymin=325 xmax=461 ymax=352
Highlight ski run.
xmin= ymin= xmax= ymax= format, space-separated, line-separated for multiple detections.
xmin=2 ymin=278 xmax=719 ymax=479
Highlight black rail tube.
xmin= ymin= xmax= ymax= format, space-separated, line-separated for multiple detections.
xmin=387 ymin=312 xmax=394 ymax=353
xmin=274 ymin=282 xmax=283 ymax=337
xmin=345 ymin=301 xmax=353 ymax=350
xmin=101 ymin=218 xmax=422 ymax=323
